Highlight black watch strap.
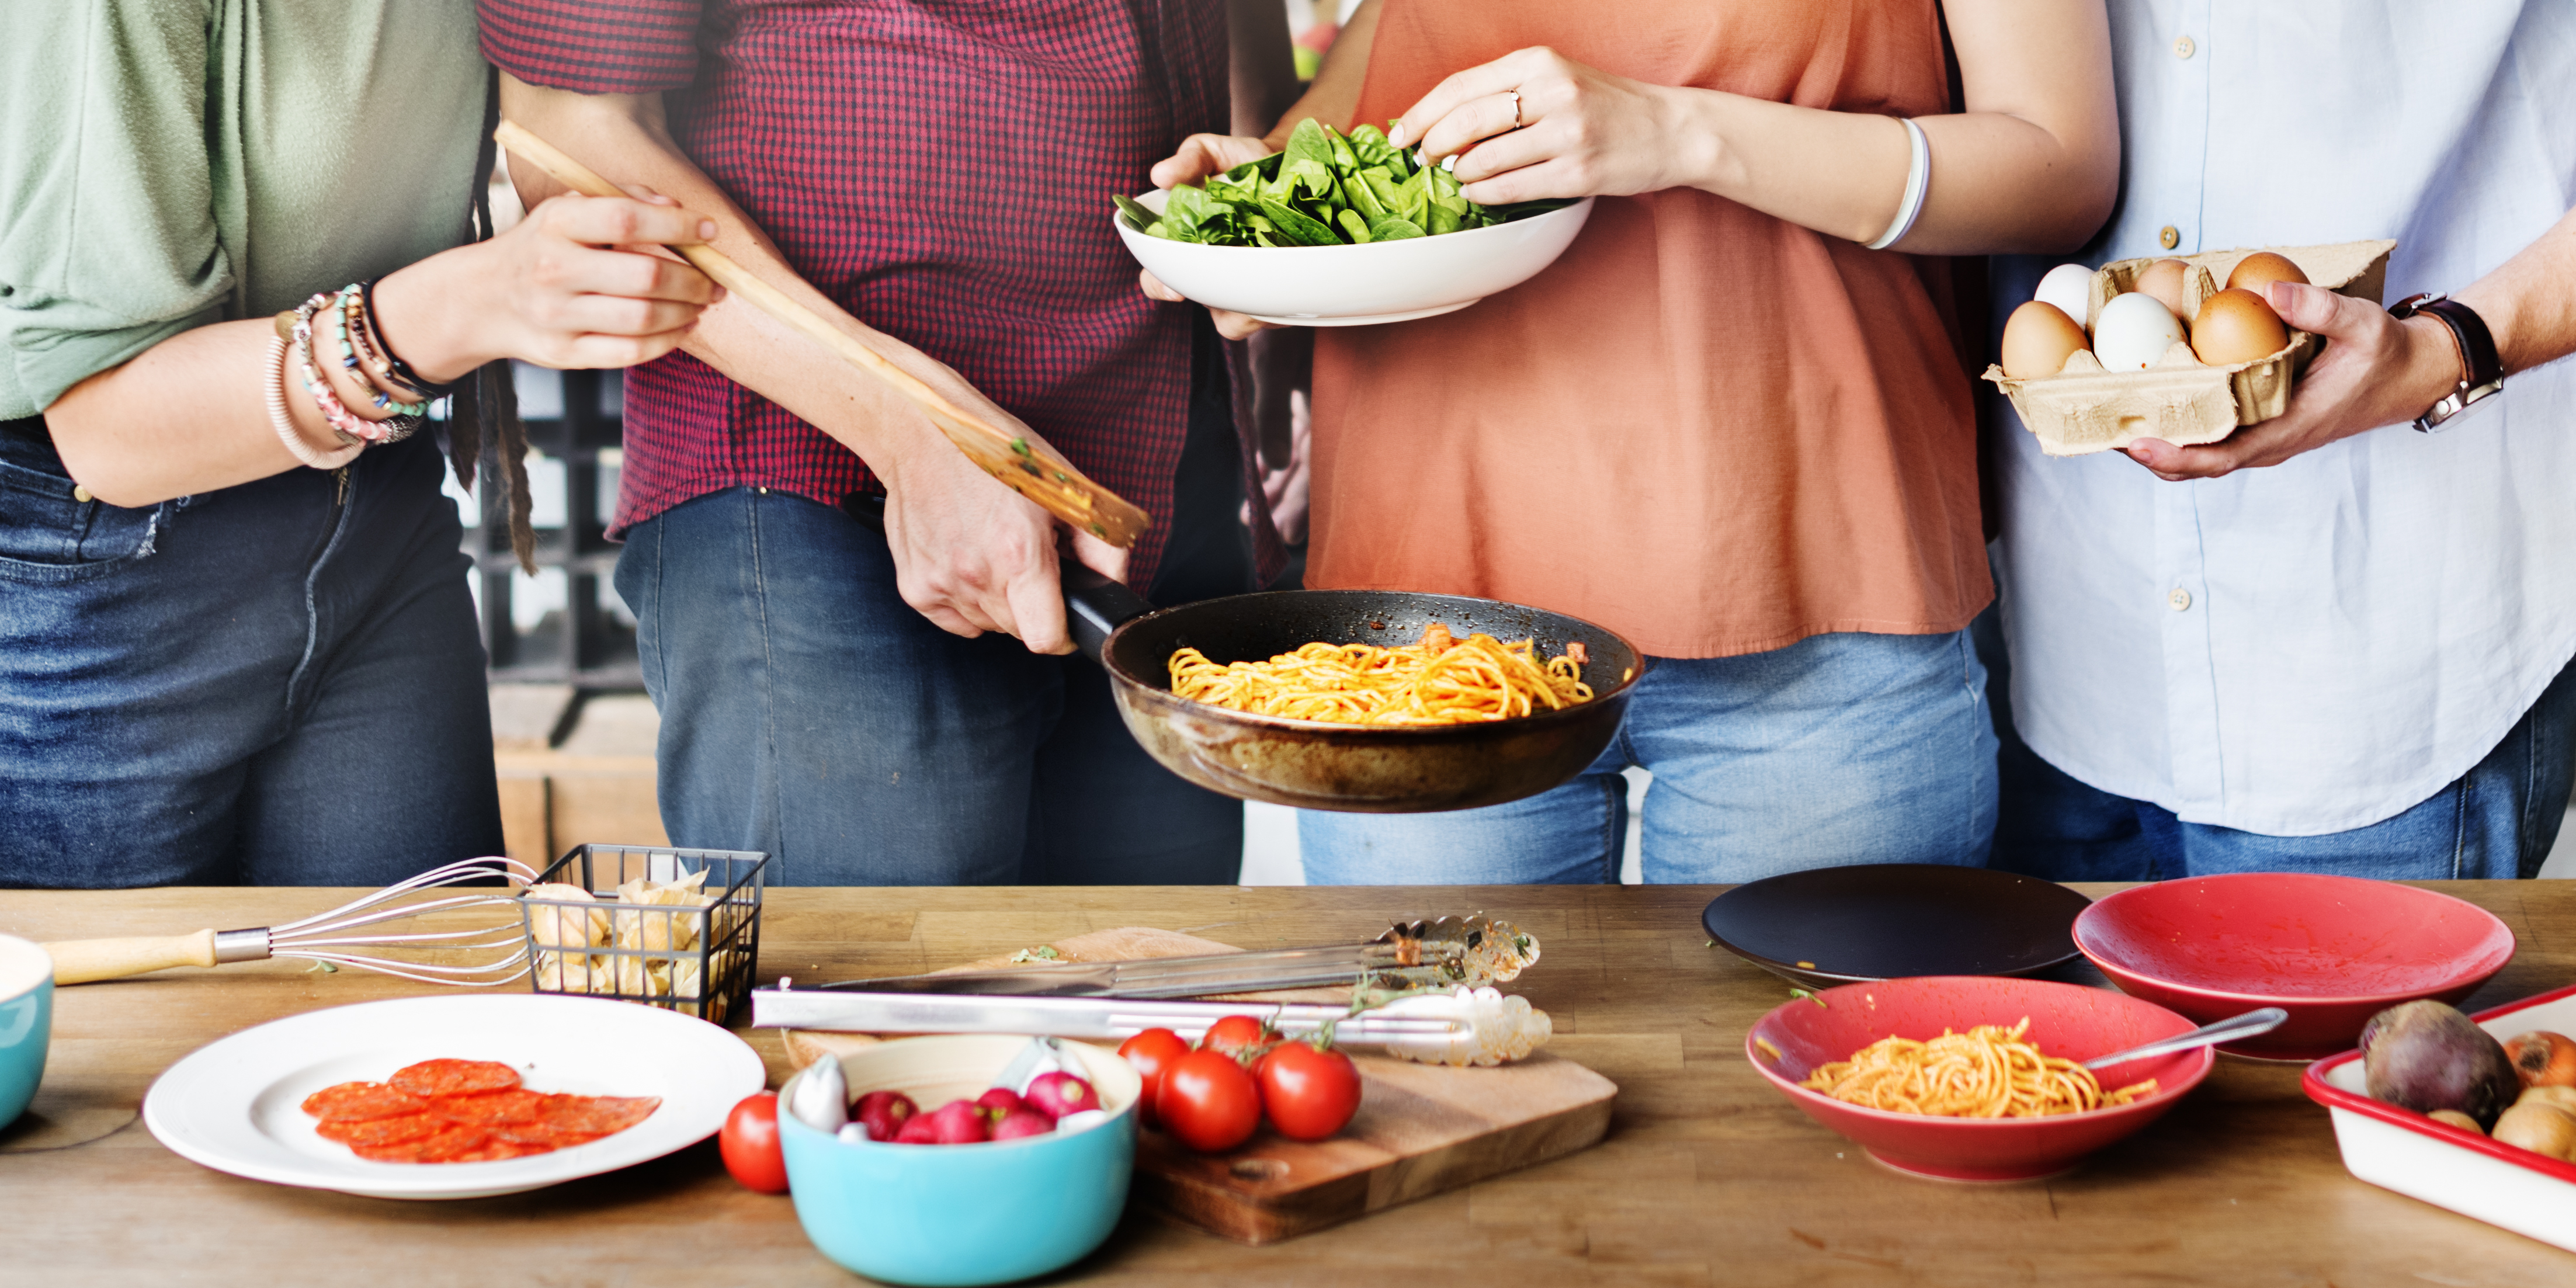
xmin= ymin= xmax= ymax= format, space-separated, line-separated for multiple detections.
xmin=2390 ymin=293 xmax=2504 ymax=432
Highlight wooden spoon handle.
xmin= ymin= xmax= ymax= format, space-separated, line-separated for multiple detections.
xmin=491 ymin=120 xmax=1150 ymax=548
xmin=41 ymin=930 xmax=220 ymax=985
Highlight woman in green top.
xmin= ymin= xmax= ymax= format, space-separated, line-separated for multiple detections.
xmin=0 ymin=3 xmax=717 ymax=887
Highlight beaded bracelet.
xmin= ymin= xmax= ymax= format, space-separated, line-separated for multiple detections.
xmin=357 ymin=277 xmax=459 ymax=400
xmin=332 ymin=286 xmax=429 ymax=416
xmin=266 ymin=310 xmax=365 ymax=471
xmin=291 ymin=293 xmax=420 ymax=445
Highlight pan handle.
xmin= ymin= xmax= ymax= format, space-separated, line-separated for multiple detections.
xmin=841 ymin=492 xmax=1155 ymax=662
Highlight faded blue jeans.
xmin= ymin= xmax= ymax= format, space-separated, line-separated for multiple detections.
xmin=0 ymin=421 xmax=502 ymax=888
xmin=613 ymin=326 xmax=1254 ymax=886
xmin=1299 ymin=629 xmax=1999 ymax=884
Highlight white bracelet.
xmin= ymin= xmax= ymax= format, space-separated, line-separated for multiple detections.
xmin=1863 ymin=117 xmax=1932 ymax=251
xmin=266 ymin=329 xmax=364 ymax=471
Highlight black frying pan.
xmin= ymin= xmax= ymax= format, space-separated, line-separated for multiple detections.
xmin=851 ymin=496 xmax=1641 ymax=812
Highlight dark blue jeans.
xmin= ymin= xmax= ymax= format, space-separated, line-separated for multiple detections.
xmin=0 ymin=422 xmax=502 ymax=888
xmin=615 ymin=353 xmax=1253 ymax=886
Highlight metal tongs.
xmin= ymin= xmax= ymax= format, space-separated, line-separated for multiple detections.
xmin=807 ymin=915 xmax=1539 ymax=1000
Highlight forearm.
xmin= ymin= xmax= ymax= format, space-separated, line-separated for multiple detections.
xmin=499 ymin=77 xmax=1046 ymax=491
xmin=2455 ymin=203 xmax=2576 ymax=377
xmin=46 ymin=319 xmax=315 ymax=505
xmin=1259 ymin=0 xmax=1379 ymax=149
xmin=1661 ymin=94 xmax=2110 ymax=255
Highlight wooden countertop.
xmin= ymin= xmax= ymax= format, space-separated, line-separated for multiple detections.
xmin=3 ymin=881 xmax=2570 ymax=1285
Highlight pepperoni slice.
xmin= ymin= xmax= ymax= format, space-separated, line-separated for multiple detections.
xmin=314 ymin=1113 xmax=447 ymax=1148
xmin=444 ymin=1137 xmax=554 ymax=1163
xmin=537 ymin=1094 xmax=661 ymax=1136
xmin=492 ymin=1119 xmax=605 ymax=1149
xmin=348 ymin=1122 xmax=494 ymax=1164
xmin=300 ymin=1082 xmax=431 ymax=1123
xmin=387 ymin=1059 xmax=521 ymax=1099
xmin=432 ymin=1089 xmax=550 ymax=1126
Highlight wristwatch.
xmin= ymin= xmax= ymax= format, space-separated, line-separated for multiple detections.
xmin=2388 ymin=293 xmax=2504 ymax=432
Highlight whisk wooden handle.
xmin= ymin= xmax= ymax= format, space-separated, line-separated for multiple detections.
xmin=42 ymin=930 xmax=219 ymax=985
xmin=491 ymin=120 xmax=1150 ymax=548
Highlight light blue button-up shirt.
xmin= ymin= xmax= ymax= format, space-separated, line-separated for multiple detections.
xmin=1990 ymin=0 xmax=2576 ymax=836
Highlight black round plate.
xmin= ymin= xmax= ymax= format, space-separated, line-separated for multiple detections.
xmin=1700 ymin=864 xmax=2092 ymax=989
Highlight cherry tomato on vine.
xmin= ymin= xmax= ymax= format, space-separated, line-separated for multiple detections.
xmin=720 ymin=1091 xmax=789 ymax=1193
xmin=1118 ymin=1027 xmax=1191 ymax=1130
xmin=1202 ymin=1014 xmax=1270 ymax=1060
xmin=1157 ymin=1049 xmax=1262 ymax=1152
xmin=1256 ymin=1041 xmax=1362 ymax=1141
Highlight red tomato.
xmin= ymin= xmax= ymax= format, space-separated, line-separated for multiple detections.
xmin=1156 ymin=1049 xmax=1262 ymax=1152
xmin=719 ymin=1092 xmax=789 ymax=1194
xmin=1202 ymin=1014 xmax=1270 ymax=1060
xmin=1256 ymin=1042 xmax=1361 ymax=1141
xmin=1119 ymin=1028 xmax=1190 ymax=1130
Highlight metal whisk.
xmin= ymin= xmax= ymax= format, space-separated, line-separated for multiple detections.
xmin=42 ymin=857 xmax=539 ymax=987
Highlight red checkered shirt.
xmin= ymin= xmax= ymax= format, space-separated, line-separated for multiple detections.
xmin=480 ymin=0 xmax=1275 ymax=588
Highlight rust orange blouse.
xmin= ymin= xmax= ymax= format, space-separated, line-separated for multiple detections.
xmin=1308 ymin=0 xmax=1990 ymax=659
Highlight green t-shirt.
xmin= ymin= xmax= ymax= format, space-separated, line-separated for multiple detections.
xmin=0 ymin=0 xmax=487 ymax=419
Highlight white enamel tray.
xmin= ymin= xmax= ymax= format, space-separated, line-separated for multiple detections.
xmin=2306 ymin=983 xmax=2576 ymax=1252
xmin=143 ymin=994 xmax=763 ymax=1200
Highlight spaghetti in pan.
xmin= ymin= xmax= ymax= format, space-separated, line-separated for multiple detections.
xmin=1168 ymin=623 xmax=1593 ymax=726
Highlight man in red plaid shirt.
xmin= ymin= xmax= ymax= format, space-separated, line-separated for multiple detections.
xmin=482 ymin=0 xmax=1287 ymax=884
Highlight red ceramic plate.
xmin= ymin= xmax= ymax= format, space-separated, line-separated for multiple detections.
xmin=2073 ymin=873 xmax=2515 ymax=1061
xmin=1745 ymin=976 xmax=2213 ymax=1182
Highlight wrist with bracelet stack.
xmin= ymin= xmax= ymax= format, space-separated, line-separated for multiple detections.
xmin=263 ymin=278 xmax=444 ymax=470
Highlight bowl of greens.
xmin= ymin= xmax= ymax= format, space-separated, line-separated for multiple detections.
xmin=1115 ymin=119 xmax=1593 ymax=327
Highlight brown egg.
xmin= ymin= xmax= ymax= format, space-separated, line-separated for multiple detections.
xmin=2190 ymin=288 xmax=2291 ymax=365
xmin=2131 ymin=258 xmax=2195 ymax=329
xmin=2226 ymin=251 xmax=2310 ymax=293
xmin=2000 ymin=301 xmax=2089 ymax=379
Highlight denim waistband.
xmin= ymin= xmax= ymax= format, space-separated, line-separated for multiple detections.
xmin=0 ymin=416 xmax=67 ymax=478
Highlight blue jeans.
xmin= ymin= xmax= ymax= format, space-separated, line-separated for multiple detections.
xmin=1299 ymin=629 xmax=1999 ymax=884
xmin=615 ymin=344 xmax=1252 ymax=886
xmin=0 ymin=422 xmax=502 ymax=888
xmin=1988 ymin=652 xmax=2576 ymax=882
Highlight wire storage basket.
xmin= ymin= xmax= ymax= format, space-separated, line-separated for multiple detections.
xmin=519 ymin=843 xmax=768 ymax=1025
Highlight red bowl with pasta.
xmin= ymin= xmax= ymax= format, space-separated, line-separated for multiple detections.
xmin=1745 ymin=976 xmax=2214 ymax=1182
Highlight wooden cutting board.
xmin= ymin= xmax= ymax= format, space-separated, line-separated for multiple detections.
xmin=783 ymin=926 xmax=1618 ymax=1245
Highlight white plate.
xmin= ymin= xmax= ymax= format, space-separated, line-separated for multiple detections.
xmin=143 ymin=994 xmax=765 ymax=1200
xmin=1115 ymin=189 xmax=1594 ymax=327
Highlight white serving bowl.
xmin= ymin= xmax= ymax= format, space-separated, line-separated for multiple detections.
xmin=1115 ymin=190 xmax=1595 ymax=327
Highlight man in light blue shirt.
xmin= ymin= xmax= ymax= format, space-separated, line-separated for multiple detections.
xmin=1987 ymin=1 xmax=2576 ymax=880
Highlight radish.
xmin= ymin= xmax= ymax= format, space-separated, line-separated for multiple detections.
xmin=854 ymin=1090 xmax=917 ymax=1142
xmin=1022 ymin=1072 xmax=1099 ymax=1121
xmin=990 ymin=1108 xmax=1055 ymax=1141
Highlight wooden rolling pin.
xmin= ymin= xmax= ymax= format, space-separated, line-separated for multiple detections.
xmin=492 ymin=120 xmax=1149 ymax=547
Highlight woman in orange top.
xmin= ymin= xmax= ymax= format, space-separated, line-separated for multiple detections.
xmin=1144 ymin=0 xmax=2116 ymax=883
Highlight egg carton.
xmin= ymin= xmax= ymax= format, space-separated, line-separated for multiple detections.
xmin=1984 ymin=239 xmax=2396 ymax=456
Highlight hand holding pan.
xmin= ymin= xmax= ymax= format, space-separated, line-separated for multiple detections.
xmin=848 ymin=495 xmax=1643 ymax=812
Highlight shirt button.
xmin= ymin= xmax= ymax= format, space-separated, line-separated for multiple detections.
xmin=2169 ymin=588 xmax=2193 ymax=612
xmin=2174 ymin=35 xmax=2196 ymax=59
xmin=71 ymin=484 xmax=92 ymax=504
xmin=2159 ymin=225 xmax=2181 ymax=249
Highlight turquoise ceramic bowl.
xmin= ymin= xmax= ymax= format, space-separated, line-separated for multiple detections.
xmin=0 ymin=935 xmax=53 ymax=1131
xmin=778 ymin=1036 xmax=1140 ymax=1287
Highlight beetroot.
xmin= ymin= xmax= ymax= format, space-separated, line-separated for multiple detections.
xmin=990 ymin=1108 xmax=1055 ymax=1141
xmin=855 ymin=1091 xmax=918 ymax=1143
xmin=2362 ymin=999 xmax=2521 ymax=1130
xmin=1022 ymin=1072 xmax=1099 ymax=1122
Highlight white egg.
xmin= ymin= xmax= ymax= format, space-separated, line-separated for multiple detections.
xmin=2033 ymin=263 xmax=2095 ymax=331
xmin=2091 ymin=293 xmax=2190 ymax=371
